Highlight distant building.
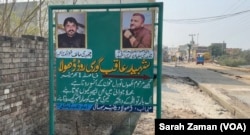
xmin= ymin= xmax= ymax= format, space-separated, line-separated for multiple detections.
xmin=162 ymin=46 xmax=168 ymax=62
xmin=179 ymin=44 xmax=188 ymax=54
xmin=178 ymin=44 xmax=198 ymax=60
xmin=165 ymin=47 xmax=179 ymax=62
xmin=194 ymin=46 xmax=209 ymax=54
xmin=168 ymin=47 xmax=179 ymax=56
xmin=211 ymin=42 xmax=227 ymax=54
xmin=177 ymin=43 xmax=210 ymax=61
xmin=192 ymin=46 xmax=209 ymax=57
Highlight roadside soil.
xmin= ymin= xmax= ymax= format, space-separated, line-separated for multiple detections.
xmin=132 ymin=75 xmax=235 ymax=135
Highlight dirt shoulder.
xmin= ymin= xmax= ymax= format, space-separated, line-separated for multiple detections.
xmin=132 ymin=76 xmax=234 ymax=135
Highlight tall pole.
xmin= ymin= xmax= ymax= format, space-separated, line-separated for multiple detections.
xmin=188 ymin=34 xmax=195 ymax=62
xmin=156 ymin=2 xmax=163 ymax=119
xmin=189 ymin=34 xmax=195 ymax=45
xmin=197 ymin=33 xmax=199 ymax=45
xmin=48 ymin=7 xmax=55 ymax=135
xmin=188 ymin=44 xmax=191 ymax=63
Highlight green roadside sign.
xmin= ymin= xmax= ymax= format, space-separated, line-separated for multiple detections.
xmin=56 ymin=11 xmax=154 ymax=112
xmin=49 ymin=3 xmax=163 ymax=134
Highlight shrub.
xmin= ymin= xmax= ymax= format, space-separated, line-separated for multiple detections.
xmin=218 ymin=58 xmax=246 ymax=67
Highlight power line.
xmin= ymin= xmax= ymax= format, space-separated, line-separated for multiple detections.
xmin=222 ymin=0 xmax=249 ymax=27
xmin=222 ymin=0 xmax=246 ymax=15
xmin=164 ymin=9 xmax=250 ymax=24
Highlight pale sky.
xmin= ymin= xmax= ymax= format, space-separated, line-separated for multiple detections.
xmin=156 ymin=0 xmax=250 ymax=50
xmin=5 ymin=0 xmax=250 ymax=50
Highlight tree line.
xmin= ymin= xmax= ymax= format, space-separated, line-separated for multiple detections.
xmin=209 ymin=45 xmax=250 ymax=67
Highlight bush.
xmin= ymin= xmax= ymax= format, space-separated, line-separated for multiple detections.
xmin=213 ymin=50 xmax=250 ymax=67
xmin=218 ymin=58 xmax=246 ymax=67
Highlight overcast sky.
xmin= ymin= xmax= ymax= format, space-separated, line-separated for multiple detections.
xmin=4 ymin=0 xmax=250 ymax=50
xmin=156 ymin=0 xmax=250 ymax=50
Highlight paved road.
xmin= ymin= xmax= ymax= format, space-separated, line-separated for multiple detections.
xmin=162 ymin=62 xmax=250 ymax=118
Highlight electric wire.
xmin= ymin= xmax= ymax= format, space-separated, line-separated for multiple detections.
xmin=222 ymin=0 xmax=246 ymax=14
xmin=164 ymin=9 xmax=250 ymax=24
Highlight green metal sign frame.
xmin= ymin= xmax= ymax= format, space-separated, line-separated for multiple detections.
xmin=48 ymin=2 xmax=163 ymax=135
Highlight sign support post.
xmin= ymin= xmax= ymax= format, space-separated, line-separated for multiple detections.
xmin=48 ymin=7 xmax=55 ymax=135
xmin=156 ymin=2 xmax=163 ymax=119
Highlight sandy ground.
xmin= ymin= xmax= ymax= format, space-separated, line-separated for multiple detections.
xmin=132 ymin=76 xmax=234 ymax=135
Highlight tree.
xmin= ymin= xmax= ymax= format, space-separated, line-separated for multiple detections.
xmin=0 ymin=0 xmax=46 ymax=37
xmin=209 ymin=45 xmax=223 ymax=57
xmin=0 ymin=0 xmax=84 ymax=37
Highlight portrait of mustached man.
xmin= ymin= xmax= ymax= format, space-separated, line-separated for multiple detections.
xmin=122 ymin=12 xmax=152 ymax=48
xmin=58 ymin=16 xmax=85 ymax=48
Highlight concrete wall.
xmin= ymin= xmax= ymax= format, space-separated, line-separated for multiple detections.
xmin=0 ymin=36 xmax=49 ymax=135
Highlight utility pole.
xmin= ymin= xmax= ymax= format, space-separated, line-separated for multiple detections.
xmin=189 ymin=34 xmax=195 ymax=45
xmin=197 ymin=33 xmax=199 ymax=45
xmin=188 ymin=34 xmax=195 ymax=62
xmin=187 ymin=44 xmax=191 ymax=63
xmin=222 ymin=41 xmax=225 ymax=55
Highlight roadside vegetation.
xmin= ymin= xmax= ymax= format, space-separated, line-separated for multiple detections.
xmin=208 ymin=44 xmax=250 ymax=67
xmin=216 ymin=50 xmax=250 ymax=67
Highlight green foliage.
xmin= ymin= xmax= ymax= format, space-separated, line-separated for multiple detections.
xmin=240 ymin=50 xmax=250 ymax=64
xmin=218 ymin=57 xmax=246 ymax=67
xmin=216 ymin=50 xmax=250 ymax=67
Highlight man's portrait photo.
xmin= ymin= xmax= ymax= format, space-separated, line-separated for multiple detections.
xmin=122 ymin=11 xmax=154 ymax=49
xmin=56 ymin=12 xmax=86 ymax=48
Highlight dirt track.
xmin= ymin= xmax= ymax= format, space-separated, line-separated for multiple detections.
xmin=132 ymin=75 xmax=234 ymax=135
